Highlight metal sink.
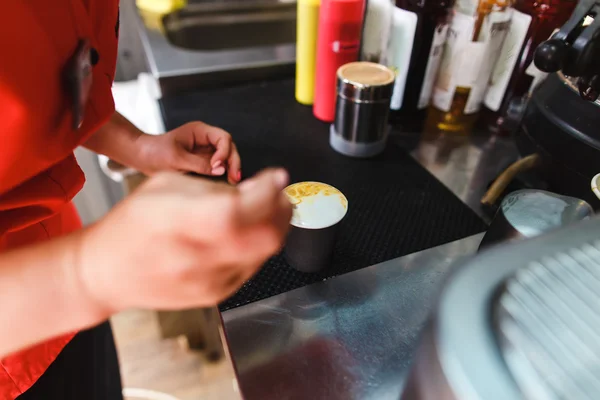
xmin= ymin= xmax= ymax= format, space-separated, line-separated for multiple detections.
xmin=163 ymin=1 xmax=297 ymax=51
xmin=134 ymin=0 xmax=297 ymax=96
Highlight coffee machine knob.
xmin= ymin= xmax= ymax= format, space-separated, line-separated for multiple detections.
xmin=534 ymin=39 xmax=568 ymax=73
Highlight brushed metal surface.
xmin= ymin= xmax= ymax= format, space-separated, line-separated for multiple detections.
xmin=409 ymin=132 xmax=518 ymax=222
xmin=223 ymin=233 xmax=483 ymax=400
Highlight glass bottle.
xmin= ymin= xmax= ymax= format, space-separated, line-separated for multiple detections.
xmin=296 ymin=0 xmax=322 ymax=105
xmin=360 ymin=0 xmax=395 ymax=63
xmin=426 ymin=0 xmax=512 ymax=134
xmin=313 ymin=0 xmax=366 ymax=122
xmin=480 ymin=0 xmax=577 ymax=134
xmin=386 ymin=0 xmax=455 ymax=131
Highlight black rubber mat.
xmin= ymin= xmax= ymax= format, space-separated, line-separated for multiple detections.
xmin=160 ymin=79 xmax=487 ymax=311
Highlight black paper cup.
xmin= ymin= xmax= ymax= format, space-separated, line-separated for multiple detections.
xmin=283 ymin=182 xmax=348 ymax=273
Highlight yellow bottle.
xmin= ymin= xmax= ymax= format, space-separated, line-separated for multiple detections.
xmin=136 ymin=0 xmax=186 ymax=14
xmin=136 ymin=0 xmax=187 ymax=33
xmin=296 ymin=0 xmax=321 ymax=105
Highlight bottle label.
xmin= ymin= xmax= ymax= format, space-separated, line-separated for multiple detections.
xmin=483 ymin=9 xmax=532 ymax=111
xmin=464 ymin=11 xmax=511 ymax=114
xmin=432 ymin=12 xmax=474 ymax=112
xmin=418 ymin=23 xmax=449 ymax=109
xmin=525 ymin=59 xmax=548 ymax=93
xmin=433 ymin=11 xmax=511 ymax=114
xmin=455 ymin=0 xmax=479 ymax=17
xmin=455 ymin=41 xmax=487 ymax=88
xmin=360 ymin=0 xmax=395 ymax=63
xmin=388 ymin=7 xmax=418 ymax=110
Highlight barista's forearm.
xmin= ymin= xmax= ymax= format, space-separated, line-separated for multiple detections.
xmin=83 ymin=111 xmax=147 ymax=170
xmin=0 ymin=231 xmax=107 ymax=357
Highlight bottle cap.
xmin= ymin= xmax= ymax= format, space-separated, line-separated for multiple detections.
xmin=337 ymin=61 xmax=395 ymax=102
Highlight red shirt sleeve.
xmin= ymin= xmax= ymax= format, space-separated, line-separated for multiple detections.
xmin=0 ymin=1 xmax=117 ymax=235
xmin=0 ymin=3 xmax=79 ymax=195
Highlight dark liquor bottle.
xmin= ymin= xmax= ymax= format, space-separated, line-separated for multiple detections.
xmin=426 ymin=0 xmax=512 ymax=135
xmin=386 ymin=0 xmax=455 ymax=131
xmin=481 ymin=0 xmax=577 ymax=134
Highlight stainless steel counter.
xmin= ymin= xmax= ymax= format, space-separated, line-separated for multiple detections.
xmin=407 ymin=132 xmax=518 ymax=223
xmin=222 ymin=134 xmax=519 ymax=399
xmin=223 ymin=233 xmax=483 ymax=400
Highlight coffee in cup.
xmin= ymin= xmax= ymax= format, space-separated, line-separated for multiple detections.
xmin=283 ymin=182 xmax=348 ymax=273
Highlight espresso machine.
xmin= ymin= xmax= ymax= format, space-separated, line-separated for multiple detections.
xmin=514 ymin=0 xmax=600 ymax=207
xmin=400 ymin=215 xmax=600 ymax=400
xmin=399 ymin=3 xmax=600 ymax=398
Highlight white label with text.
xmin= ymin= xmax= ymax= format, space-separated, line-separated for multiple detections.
xmin=418 ymin=23 xmax=450 ymax=109
xmin=484 ymin=9 xmax=532 ymax=111
xmin=388 ymin=7 xmax=418 ymax=110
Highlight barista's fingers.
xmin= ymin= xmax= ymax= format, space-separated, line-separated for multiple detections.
xmin=237 ymin=169 xmax=289 ymax=227
xmin=274 ymin=191 xmax=294 ymax=237
xmin=227 ymin=144 xmax=242 ymax=184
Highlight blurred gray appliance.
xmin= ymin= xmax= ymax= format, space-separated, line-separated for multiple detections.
xmin=479 ymin=189 xmax=594 ymax=250
xmin=401 ymin=215 xmax=600 ymax=400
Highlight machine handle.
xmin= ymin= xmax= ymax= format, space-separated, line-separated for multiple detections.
xmin=534 ymin=0 xmax=600 ymax=100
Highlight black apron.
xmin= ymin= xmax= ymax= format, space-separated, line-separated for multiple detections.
xmin=17 ymin=321 xmax=123 ymax=399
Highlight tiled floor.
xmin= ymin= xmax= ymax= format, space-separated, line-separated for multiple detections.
xmin=111 ymin=309 xmax=238 ymax=400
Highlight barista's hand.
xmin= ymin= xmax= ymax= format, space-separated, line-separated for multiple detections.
xmin=137 ymin=121 xmax=242 ymax=184
xmin=77 ymin=168 xmax=292 ymax=314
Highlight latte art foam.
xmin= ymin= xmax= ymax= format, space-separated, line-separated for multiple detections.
xmin=284 ymin=182 xmax=348 ymax=229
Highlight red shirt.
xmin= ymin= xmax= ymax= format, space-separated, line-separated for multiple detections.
xmin=0 ymin=1 xmax=119 ymax=397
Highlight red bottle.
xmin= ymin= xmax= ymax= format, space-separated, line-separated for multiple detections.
xmin=313 ymin=0 xmax=366 ymax=122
